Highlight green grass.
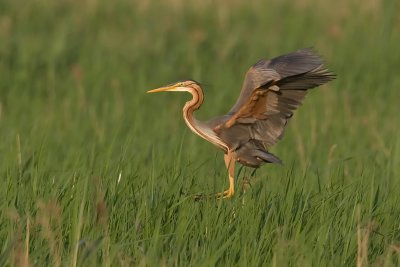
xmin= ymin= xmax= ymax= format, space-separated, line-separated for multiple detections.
xmin=1 ymin=0 xmax=400 ymax=266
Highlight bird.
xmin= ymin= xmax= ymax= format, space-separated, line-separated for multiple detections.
xmin=147 ymin=48 xmax=335 ymax=199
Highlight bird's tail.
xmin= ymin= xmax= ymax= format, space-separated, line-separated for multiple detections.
xmin=253 ymin=149 xmax=283 ymax=164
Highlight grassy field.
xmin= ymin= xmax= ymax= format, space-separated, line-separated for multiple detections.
xmin=1 ymin=0 xmax=400 ymax=266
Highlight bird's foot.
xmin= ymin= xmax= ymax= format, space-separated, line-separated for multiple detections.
xmin=192 ymin=187 xmax=234 ymax=201
xmin=191 ymin=192 xmax=230 ymax=200
xmin=215 ymin=187 xmax=234 ymax=199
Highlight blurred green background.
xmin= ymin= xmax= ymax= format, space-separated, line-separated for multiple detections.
xmin=0 ymin=0 xmax=399 ymax=266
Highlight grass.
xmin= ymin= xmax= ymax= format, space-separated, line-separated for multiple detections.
xmin=0 ymin=0 xmax=400 ymax=266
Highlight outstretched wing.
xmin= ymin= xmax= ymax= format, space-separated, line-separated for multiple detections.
xmin=214 ymin=48 xmax=335 ymax=151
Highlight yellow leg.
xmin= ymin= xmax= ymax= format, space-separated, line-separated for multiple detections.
xmin=216 ymin=152 xmax=235 ymax=199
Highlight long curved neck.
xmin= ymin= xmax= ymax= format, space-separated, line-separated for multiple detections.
xmin=183 ymin=84 xmax=204 ymax=117
xmin=182 ymin=84 xmax=205 ymax=137
xmin=183 ymin=85 xmax=228 ymax=151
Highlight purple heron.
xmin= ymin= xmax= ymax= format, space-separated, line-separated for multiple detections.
xmin=148 ymin=48 xmax=335 ymax=199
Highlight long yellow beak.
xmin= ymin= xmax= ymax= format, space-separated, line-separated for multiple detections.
xmin=147 ymin=85 xmax=176 ymax=93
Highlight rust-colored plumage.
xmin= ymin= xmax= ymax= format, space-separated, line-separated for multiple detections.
xmin=148 ymin=48 xmax=336 ymax=198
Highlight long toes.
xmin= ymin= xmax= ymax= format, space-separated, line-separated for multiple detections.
xmin=215 ymin=189 xmax=234 ymax=199
xmin=221 ymin=191 xmax=234 ymax=199
xmin=215 ymin=190 xmax=230 ymax=198
xmin=194 ymin=189 xmax=234 ymax=201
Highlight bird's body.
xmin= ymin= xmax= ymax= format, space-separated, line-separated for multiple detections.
xmin=148 ymin=48 xmax=335 ymax=198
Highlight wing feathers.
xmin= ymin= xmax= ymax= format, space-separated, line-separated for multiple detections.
xmin=267 ymin=48 xmax=324 ymax=78
xmin=215 ymin=48 xmax=335 ymax=155
xmin=276 ymin=66 xmax=336 ymax=90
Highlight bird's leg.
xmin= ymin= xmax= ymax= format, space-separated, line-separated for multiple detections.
xmin=241 ymin=168 xmax=256 ymax=194
xmin=216 ymin=152 xmax=235 ymax=199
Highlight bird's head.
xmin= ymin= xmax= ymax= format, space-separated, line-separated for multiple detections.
xmin=147 ymin=80 xmax=199 ymax=94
